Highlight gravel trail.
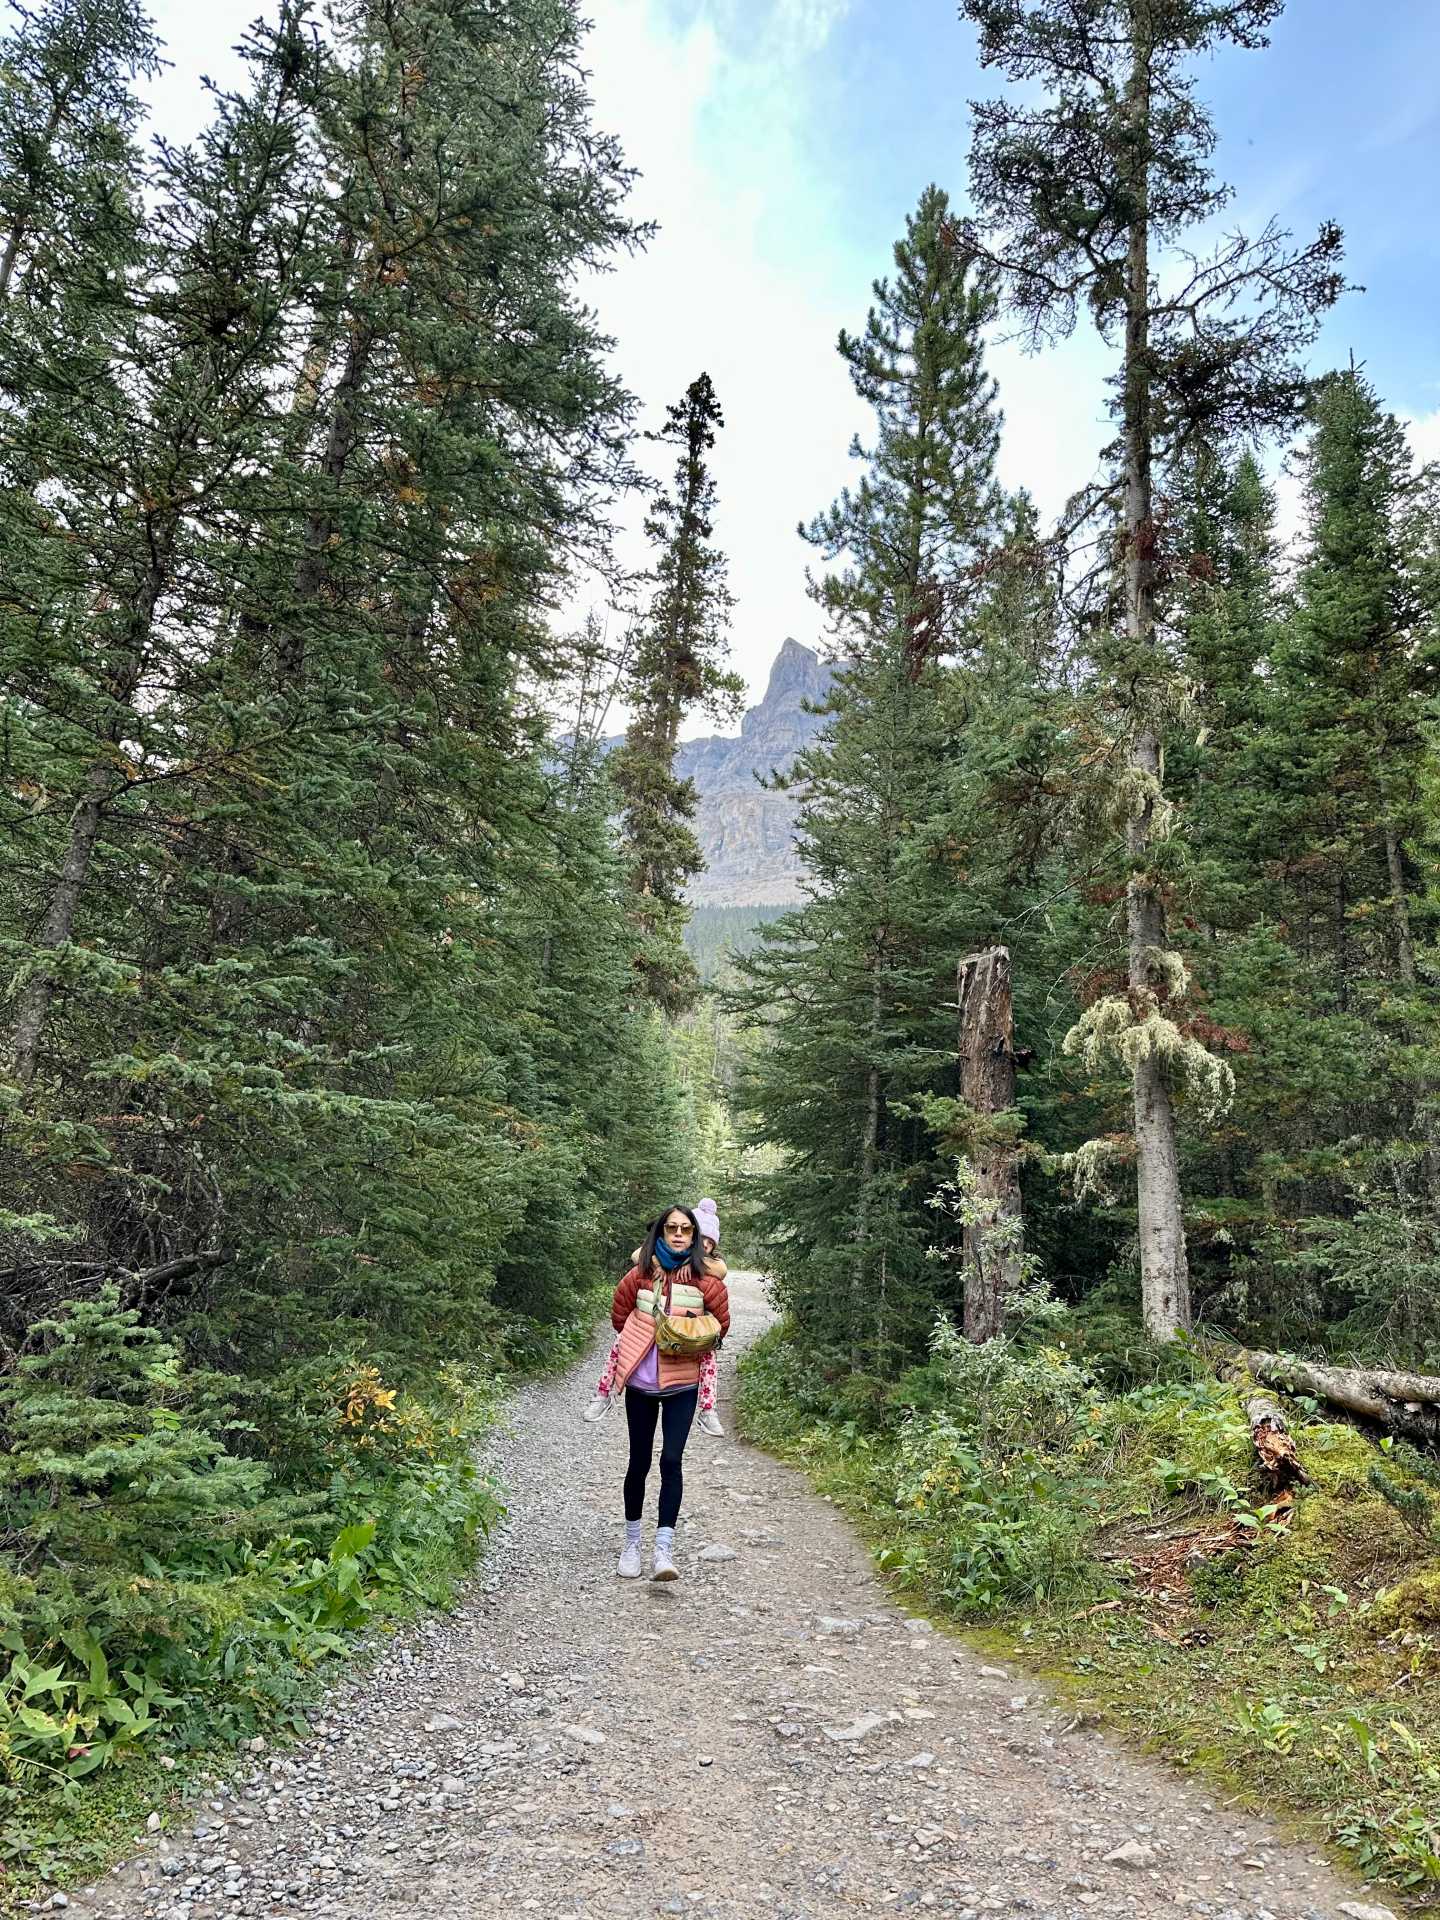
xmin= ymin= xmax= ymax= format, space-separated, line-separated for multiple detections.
xmin=71 ymin=1273 xmax=1393 ymax=1920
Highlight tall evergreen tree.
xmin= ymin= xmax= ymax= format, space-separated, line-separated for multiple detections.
xmin=959 ymin=0 xmax=1346 ymax=1336
xmin=0 ymin=0 xmax=673 ymax=1374
xmin=736 ymin=185 xmax=1010 ymax=1369
xmin=1272 ymin=369 xmax=1434 ymax=999
xmin=613 ymin=372 xmax=740 ymax=1014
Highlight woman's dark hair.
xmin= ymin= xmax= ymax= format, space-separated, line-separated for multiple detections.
xmin=639 ymin=1204 xmax=705 ymax=1282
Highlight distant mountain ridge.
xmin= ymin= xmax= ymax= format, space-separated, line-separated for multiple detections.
xmin=588 ymin=637 xmax=834 ymax=905
xmin=675 ymin=638 xmax=834 ymax=905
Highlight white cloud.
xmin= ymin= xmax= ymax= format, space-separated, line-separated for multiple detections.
xmin=580 ymin=0 xmax=869 ymax=730
xmin=1405 ymin=408 xmax=1440 ymax=469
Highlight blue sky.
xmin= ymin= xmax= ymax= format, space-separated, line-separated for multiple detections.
xmin=139 ymin=0 xmax=1440 ymax=713
xmin=581 ymin=0 xmax=1440 ymax=710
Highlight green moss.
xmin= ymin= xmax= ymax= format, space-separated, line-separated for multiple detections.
xmin=1301 ymin=1421 xmax=1387 ymax=1498
xmin=1186 ymin=1548 xmax=1250 ymax=1608
xmin=1371 ymin=1570 xmax=1440 ymax=1633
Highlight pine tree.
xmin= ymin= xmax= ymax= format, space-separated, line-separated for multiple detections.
xmin=736 ymin=186 xmax=1008 ymax=1369
xmin=0 ymin=0 xmax=161 ymax=305
xmin=4 ymin=5 xmax=322 ymax=1097
xmin=1272 ymin=369 xmax=1433 ymax=999
xmin=959 ymin=0 xmax=1346 ymax=1336
xmin=0 ymin=0 xmax=669 ymax=1376
xmin=612 ymin=372 xmax=741 ymax=1015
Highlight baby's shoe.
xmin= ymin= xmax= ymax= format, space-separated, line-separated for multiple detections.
xmin=583 ymin=1394 xmax=609 ymax=1423
xmin=697 ymin=1408 xmax=724 ymax=1437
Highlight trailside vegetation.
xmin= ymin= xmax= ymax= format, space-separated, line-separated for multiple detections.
xmin=0 ymin=0 xmax=707 ymax=1884
xmin=727 ymin=6 xmax=1440 ymax=1899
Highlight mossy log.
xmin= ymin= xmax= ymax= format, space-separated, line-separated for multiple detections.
xmin=1243 ymin=1350 xmax=1440 ymax=1448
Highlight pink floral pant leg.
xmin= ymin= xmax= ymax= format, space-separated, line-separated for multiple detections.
xmin=596 ymin=1338 xmax=621 ymax=1398
xmin=698 ymin=1348 xmax=718 ymax=1413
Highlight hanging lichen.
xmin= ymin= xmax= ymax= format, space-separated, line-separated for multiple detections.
xmin=1062 ymin=980 xmax=1236 ymax=1122
xmin=1106 ymin=760 xmax=1177 ymax=839
xmin=1057 ymin=1133 xmax=1133 ymax=1205
xmin=1140 ymin=945 xmax=1191 ymax=1001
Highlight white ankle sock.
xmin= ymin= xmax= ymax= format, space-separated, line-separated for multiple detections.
xmin=625 ymin=1520 xmax=642 ymax=1547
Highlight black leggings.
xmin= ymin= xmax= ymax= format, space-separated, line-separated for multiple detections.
xmin=623 ymin=1386 xmax=698 ymax=1529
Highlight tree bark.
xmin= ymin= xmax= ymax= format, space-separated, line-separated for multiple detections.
xmin=851 ymin=962 xmax=884 ymax=1362
xmin=1244 ymin=1350 xmax=1440 ymax=1447
xmin=1121 ymin=15 xmax=1191 ymax=1341
xmin=1383 ymin=821 xmax=1417 ymax=989
xmin=957 ymin=946 xmax=1022 ymax=1343
xmin=1245 ymin=1393 xmax=1308 ymax=1489
xmin=282 ymin=320 xmax=377 ymax=680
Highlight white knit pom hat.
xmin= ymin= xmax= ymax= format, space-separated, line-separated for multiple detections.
xmin=694 ymin=1197 xmax=721 ymax=1245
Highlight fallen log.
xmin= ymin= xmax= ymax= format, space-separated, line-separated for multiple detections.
xmin=1245 ymin=1393 xmax=1309 ymax=1489
xmin=1243 ymin=1350 xmax=1440 ymax=1449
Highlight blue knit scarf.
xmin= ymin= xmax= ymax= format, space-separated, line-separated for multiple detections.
xmin=653 ymin=1233 xmax=691 ymax=1273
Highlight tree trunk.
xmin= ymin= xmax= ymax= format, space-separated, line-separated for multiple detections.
xmin=1121 ymin=18 xmax=1191 ymax=1341
xmin=0 ymin=93 xmax=67 ymax=303
xmin=1329 ymin=865 xmax=1348 ymax=1012
xmin=10 ymin=521 xmax=175 ymax=1084
xmin=957 ymin=946 xmax=1022 ymax=1343
xmin=10 ymin=758 xmax=111 ymax=1085
xmin=1383 ymin=821 xmax=1417 ymax=989
xmin=283 ymin=320 xmax=376 ymax=679
xmin=1245 ymin=1393 xmax=1308 ymax=1489
xmin=283 ymin=228 xmax=358 ymax=460
xmin=852 ymin=962 xmax=884 ymax=1362
xmin=1244 ymin=1350 xmax=1440 ymax=1447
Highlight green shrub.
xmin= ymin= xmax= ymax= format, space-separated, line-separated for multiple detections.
xmin=922 ymin=1308 xmax=1098 ymax=1455
xmin=0 ymin=1286 xmax=286 ymax=1573
xmin=0 ymin=1291 xmax=502 ymax=1810
xmin=883 ymin=1407 xmax=1095 ymax=1611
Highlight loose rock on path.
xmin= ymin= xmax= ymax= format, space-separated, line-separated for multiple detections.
xmin=69 ymin=1273 xmax=1394 ymax=1920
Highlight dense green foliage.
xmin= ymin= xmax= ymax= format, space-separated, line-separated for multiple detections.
xmin=731 ymin=184 xmax=1079 ymax=1367
xmin=0 ymin=0 xmax=709 ymax=1868
xmin=741 ymin=1312 xmax=1440 ymax=1892
xmin=735 ymin=62 xmax=1438 ymax=1378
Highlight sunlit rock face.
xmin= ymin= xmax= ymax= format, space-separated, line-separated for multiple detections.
xmin=676 ymin=638 xmax=835 ymax=905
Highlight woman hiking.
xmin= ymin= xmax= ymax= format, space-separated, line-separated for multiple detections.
xmin=585 ymin=1197 xmax=728 ymax=1434
xmin=609 ymin=1204 xmax=730 ymax=1581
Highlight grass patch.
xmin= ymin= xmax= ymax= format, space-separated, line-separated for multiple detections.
xmin=739 ymin=1314 xmax=1440 ymax=1905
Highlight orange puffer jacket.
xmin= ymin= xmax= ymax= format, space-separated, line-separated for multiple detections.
xmin=609 ymin=1259 xmax=730 ymax=1395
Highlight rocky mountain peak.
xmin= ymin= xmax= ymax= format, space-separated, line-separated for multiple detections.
xmin=677 ymin=639 xmax=834 ymax=906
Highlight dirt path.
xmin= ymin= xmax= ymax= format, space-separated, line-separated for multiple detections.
xmin=74 ymin=1273 xmax=1391 ymax=1920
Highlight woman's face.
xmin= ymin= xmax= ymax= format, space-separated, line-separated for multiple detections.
xmin=662 ymin=1210 xmax=695 ymax=1254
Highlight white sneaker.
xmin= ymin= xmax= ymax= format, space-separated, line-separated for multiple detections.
xmin=651 ymin=1543 xmax=679 ymax=1582
xmin=583 ymin=1395 xmax=609 ymax=1424
xmin=697 ymin=1409 xmax=724 ymax=1437
xmin=617 ymin=1541 xmax=643 ymax=1578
